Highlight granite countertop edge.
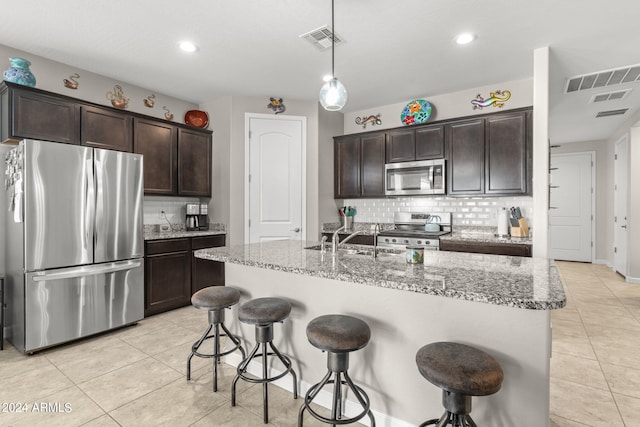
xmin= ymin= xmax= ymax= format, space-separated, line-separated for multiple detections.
xmin=321 ymin=223 xmax=532 ymax=246
xmin=144 ymin=223 xmax=226 ymax=240
xmin=194 ymin=240 xmax=565 ymax=311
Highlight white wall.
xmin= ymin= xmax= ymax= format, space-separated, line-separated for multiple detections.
xmin=343 ymin=78 xmax=533 ymax=135
xmin=629 ymin=125 xmax=640 ymax=280
xmin=201 ymin=96 xmax=321 ymax=245
xmin=552 ymin=140 xmax=614 ymax=265
xmin=0 ymin=44 xmax=196 ymax=121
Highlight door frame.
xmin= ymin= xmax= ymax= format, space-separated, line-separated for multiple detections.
xmin=244 ymin=113 xmax=307 ymax=244
xmin=614 ymin=134 xmax=629 ymax=277
xmin=548 ymin=151 xmax=596 ymax=262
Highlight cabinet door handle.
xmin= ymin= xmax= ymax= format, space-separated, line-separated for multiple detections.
xmin=550 ymin=185 xmax=560 ymax=189
xmin=291 ymin=228 xmax=301 ymax=232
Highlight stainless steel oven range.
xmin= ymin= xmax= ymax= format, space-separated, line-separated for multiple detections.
xmin=377 ymin=212 xmax=451 ymax=250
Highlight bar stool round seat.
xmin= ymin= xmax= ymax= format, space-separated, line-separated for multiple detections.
xmin=187 ymin=286 xmax=246 ymax=393
xmin=416 ymin=342 xmax=504 ymax=427
xmin=238 ymin=297 xmax=292 ymax=325
xmin=298 ymin=314 xmax=375 ymax=427
xmin=192 ymin=286 xmax=241 ymax=311
xmin=232 ymin=297 xmax=298 ymax=424
xmin=306 ymin=314 xmax=371 ymax=353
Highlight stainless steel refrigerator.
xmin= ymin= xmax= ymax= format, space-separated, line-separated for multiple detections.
xmin=4 ymin=139 xmax=144 ymax=353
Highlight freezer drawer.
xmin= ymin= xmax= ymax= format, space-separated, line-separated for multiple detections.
xmin=24 ymin=260 xmax=143 ymax=352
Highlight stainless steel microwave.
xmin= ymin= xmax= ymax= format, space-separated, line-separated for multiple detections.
xmin=384 ymin=159 xmax=445 ymax=196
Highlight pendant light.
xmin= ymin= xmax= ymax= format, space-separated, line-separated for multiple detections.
xmin=319 ymin=0 xmax=347 ymax=111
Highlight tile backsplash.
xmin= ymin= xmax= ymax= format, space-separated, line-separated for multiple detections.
xmin=340 ymin=196 xmax=534 ymax=228
xmin=143 ymin=196 xmax=201 ymax=225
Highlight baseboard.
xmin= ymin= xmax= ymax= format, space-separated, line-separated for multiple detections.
xmin=593 ymin=259 xmax=614 ymax=269
xmin=626 ymin=276 xmax=640 ymax=284
xmin=226 ymin=353 xmax=415 ymax=427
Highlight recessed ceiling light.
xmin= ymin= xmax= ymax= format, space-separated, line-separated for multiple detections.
xmin=455 ymin=33 xmax=476 ymax=45
xmin=178 ymin=41 xmax=198 ymax=53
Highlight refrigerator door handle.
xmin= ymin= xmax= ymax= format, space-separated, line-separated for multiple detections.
xmin=85 ymin=154 xmax=96 ymax=254
xmin=32 ymin=260 xmax=142 ymax=282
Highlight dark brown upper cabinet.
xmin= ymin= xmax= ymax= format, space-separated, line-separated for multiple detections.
xmin=133 ymin=118 xmax=178 ymax=195
xmin=81 ymin=105 xmax=133 ymax=152
xmin=386 ymin=125 xmax=445 ymax=163
xmin=178 ymin=128 xmax=212 ymax=197
xmin=386 ymin=128 xmax=415 ymax=163
xmin=446 ymin=119 xmax=485 ymax=195
xmin=1 ymin=82 xmax=80 ymax=145
xmin=415 ymin=125 xmax=445 ymax=160
xmin=334 ymin=131 xmax=385 ymax=198
xmin=485 ymin=111 xmax=529 ymax=195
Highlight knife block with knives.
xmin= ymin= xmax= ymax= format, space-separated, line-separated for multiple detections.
xmin=509 ymin=206 xmax=529 ymax=238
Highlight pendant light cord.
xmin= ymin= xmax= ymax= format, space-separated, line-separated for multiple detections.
xmin=331 ymin=0 xmax=335 ymax=79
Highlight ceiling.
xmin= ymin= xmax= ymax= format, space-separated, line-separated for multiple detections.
xmin=1 ymin=0 xmax=639 ymax=144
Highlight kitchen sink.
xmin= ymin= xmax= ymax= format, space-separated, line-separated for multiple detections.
xmin=305 ymin=245 xmax=401 ymax=258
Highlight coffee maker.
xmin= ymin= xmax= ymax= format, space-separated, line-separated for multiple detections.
xmin=197 ymin=203 xmax=209 ymax=230
xmin=186 ymin=203 xmax=209 ymax=231
xmin=186 ymin=203 xmax=200 ymax=231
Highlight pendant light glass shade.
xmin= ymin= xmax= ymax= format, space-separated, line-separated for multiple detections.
xmin=319 ymin=0 xmax=347 ymax=111
xmin=319 ymin=78 xmax=348 ymax=111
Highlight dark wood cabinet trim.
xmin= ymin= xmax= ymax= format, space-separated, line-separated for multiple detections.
xmin=134 ymin=118 xmax=178 ymax=195
xmin=440 ymin=240 xmax=531 ymax=257
xmin=177 ymin=128 xmax=212 ymax=197
xmin=386 ymin=128 xmax=415 ymax=163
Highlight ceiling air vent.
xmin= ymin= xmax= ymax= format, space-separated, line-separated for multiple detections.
xmin=590 ymin=89 xmax=632 ymax=103
xmin=595 ymin=108 xmax=629 ymax=118
xmin=299 ymin=25 xmax=344 ymax=51
xmin=564 ymin=65 xmax=640 ymax=93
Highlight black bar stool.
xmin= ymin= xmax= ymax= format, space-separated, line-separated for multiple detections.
xmin=416 ymin=342 xmax=504 ymax=427
xmin=187 ymin=286 xmax=246 ymax=392
xmin=232 ymin=297 xmax=298 ymax=424
xmin=298 ymin=314 xmax=375 ymax=427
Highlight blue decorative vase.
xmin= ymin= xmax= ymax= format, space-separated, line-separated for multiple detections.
xmin=3 ymin=57 xmax=36 ymax=87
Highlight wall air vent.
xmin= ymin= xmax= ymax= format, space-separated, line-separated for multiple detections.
xmin=590 ymin=89 xmax=632 ymax=103
xmin=564 ymin=65 xmax=640 ymax=93
xmin=595 ymin=108 xmax=629 ymax=118
xmin=299 ymin=25 xmax=344 ymax=51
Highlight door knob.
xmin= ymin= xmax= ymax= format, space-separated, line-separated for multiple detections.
xmin=621 ymin=225 xmax=627 ymax=229
xmin=292 ymin=227 xmax=301 ymax=232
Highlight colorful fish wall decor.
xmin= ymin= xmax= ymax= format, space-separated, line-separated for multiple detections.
xmin=355 ymin=114 xmax=382 ymax=129
xmin=471 ymin=90 xmax=511 ymax=110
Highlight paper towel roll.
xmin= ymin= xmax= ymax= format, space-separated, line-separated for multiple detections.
xmin=497 ymin=208 xmax=509 ymax=236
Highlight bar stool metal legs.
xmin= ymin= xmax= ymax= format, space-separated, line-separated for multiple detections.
xmin=298 ymin=351 xmax=375 ymax=426
xmin=231 ymin=297 xmax=298 ymax=424
xmin=187 ymin=307 xmax=245 ymax=392
xmin=298 ymin=314 xmax=375 ymax=427
xmin=187 ymin=286 xmax=245 ymax=393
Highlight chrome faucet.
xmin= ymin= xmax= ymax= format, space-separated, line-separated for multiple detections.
xmin=331 ymin=226 xmax=364 ymax=254
xmin=320 ymin=235 xmax=328 ymax=254
xmin=372 ymin=223 xmax=381 ymax=259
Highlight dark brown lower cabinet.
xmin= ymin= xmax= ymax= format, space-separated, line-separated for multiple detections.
xmin=144 ymin=234 xmax=226 ymax=317
xmin=145 ymin=238 xmax=192 ymax=316
xmin=440 ymin=240 xmax=531 ymax=257
xmin=191 ymin=235 xmax=226 ymax=293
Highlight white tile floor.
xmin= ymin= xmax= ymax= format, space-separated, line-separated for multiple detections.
xmin=1 ymin=261 xmax=639 ymax=426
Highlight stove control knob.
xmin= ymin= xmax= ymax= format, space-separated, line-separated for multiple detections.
xmin=425 ymin=241 xmax=431 ymax=245
xmin=391 ymin=239 xmax=396 ymax=243
xmin=403 ymin=239 xmax=409 ymax=244
xmin=417 ymin=240 xmax=422 ymax=245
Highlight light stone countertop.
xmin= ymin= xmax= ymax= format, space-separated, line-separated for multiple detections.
xmin=194 ymin=239 xmax=565 ymax=310
xmin=322 ymin=223 xmax=532 ymax=245
xmin=144 ymin=223 xmax=226 ymax=241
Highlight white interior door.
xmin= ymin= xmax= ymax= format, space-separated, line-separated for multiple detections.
xmin=246 ymin=114 xmax=306 ymax=243
xmin=614 ymin=135 xmax=629 ymax=276
xmin=548 ymin=152 xmax=594 ymax=262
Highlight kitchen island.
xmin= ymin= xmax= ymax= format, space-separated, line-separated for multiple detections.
xmin=194 ymin=240 xmax=565 ymax=427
